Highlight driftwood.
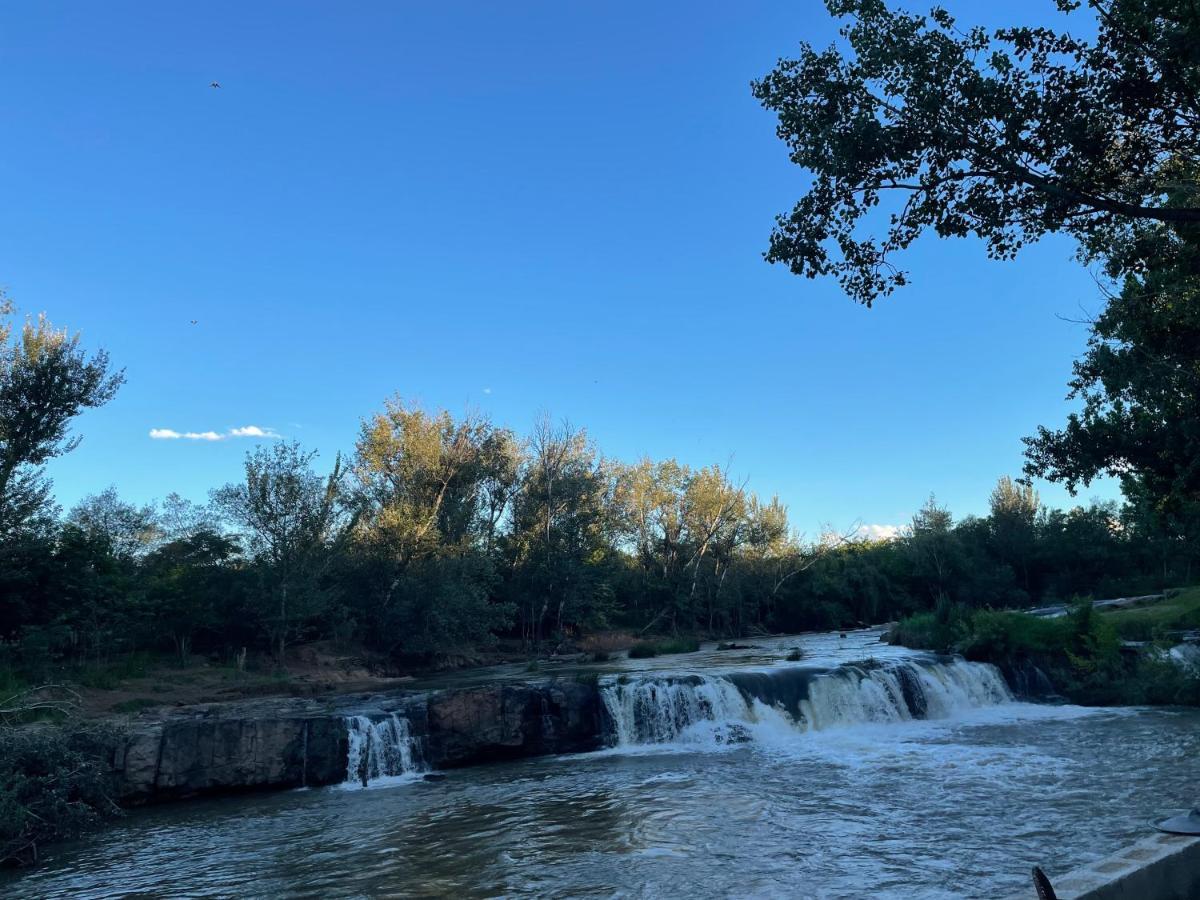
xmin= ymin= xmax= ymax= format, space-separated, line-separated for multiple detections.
xmin=0 ymin=684 xmax=81 ymax=724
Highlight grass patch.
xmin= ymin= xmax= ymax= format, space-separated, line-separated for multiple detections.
xmin=627 ymin=643 xmax=658 ymax=659
xmin=74 ymin=652 xmax=158 ymax=690
xmin=1101 ymin=588 xmax=1200 ymax=642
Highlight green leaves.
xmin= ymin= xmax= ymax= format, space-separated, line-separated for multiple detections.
xmin=0 ymin=306 xmax=123 ymax=534
xmin=1023 ymin=227 xmax=1200 ymax=541
xmin=754 ymin=0 xmax=1200 ymax=303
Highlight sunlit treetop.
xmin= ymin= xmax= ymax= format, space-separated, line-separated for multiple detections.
xmin=753 ymin=0 xmax=1200 ymax=304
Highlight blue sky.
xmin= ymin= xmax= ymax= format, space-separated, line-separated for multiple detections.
xmin=0 ymin=0 xmax=1116 ymax=536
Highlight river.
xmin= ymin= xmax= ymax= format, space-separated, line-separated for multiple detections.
xmin=7 ymin=629 xmax=1199 ymax=899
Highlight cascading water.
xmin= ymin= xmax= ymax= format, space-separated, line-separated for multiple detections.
xmin=599 ymin=658 xmax=1012 ymax=748
xmin=600 ymin=675 xmax=752 ymax=746
xmin=344 ymin=714 xmax=426 ymax=786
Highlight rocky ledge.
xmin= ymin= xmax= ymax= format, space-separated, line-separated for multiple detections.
xmin=112 ymin=680 xmax=603 ymax=804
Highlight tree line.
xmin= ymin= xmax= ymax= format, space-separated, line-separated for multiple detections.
xmin=5 ymin=0 xmax=1200 ymax=677
xmin=1 ymin=301 xmax=1192 ymax=679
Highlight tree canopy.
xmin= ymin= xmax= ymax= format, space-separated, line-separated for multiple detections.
xmin=0 ymin=301 xmax=123 ymax=533
xmin=1024 ymin=230 xmax=1200 ymax=539
xmin=752 ymin=0 xmax=1200 ymax=304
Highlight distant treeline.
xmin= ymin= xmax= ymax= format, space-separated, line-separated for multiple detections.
xmin=2 ymin=394 xmax=1195 ymax=678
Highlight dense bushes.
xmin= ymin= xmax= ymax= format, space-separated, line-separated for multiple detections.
xmin=0 ymin=724 xmax=121 ymax=866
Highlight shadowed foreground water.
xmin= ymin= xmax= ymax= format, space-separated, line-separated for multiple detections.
xmin=6 ymin=701 xmax=1199 ymax=899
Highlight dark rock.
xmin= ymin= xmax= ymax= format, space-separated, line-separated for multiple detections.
xmin=107 ymin=694 xmax=353 ymax=804
xmin=1000 ymin=660 xmax=1060 ymax=701
xmin=425 ymin=681 xmax=602 ymax=768
xmin=109 ymin=680 xmax=604 ymax=804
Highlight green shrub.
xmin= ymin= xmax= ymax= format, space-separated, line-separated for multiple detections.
xmin=590 ymin=651 xmax=610 ymax=663
xmin=628 ymin=637 xmax=700 ymax=659
xmin=0 ymin=723 xmax=123 ymax=866
xmin=953 ymin=610 xmax=1069 ymax=662
xmin=888 ymin=600 xmax=979 ymax=652
xmin=1126 ymin=657 xmax=1200 ymax=706
xmin=655 ymin=637 xmax=699 ymax=655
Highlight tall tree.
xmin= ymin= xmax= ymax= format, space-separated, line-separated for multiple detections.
xmin=1024 ymin=235 xmax=1200 ymax=546
xmin=350 ymin=399 xmax=516 ymax=657
xmin=907 ymin=495 xmax=958 ymax=606
xmin=0 ymin=300 xmax=123 ymax=533
xmin=988 ymin=476 xmax=1041 ymax=592
xmin=140 ymin=529 xmax=244 ymax=664
xmin=67 ymin=488 xmax=160 ymax=561
xmin=213 ymin=442 xmax=352 ymax=663
xmin=507 ymin=417 xmax=615 ymax=644
xmin=752 ymin=0 xmax=1200 ymax=303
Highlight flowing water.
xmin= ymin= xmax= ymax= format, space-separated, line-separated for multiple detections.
xmin=7 ymin=629 xmax=1200 ymax=899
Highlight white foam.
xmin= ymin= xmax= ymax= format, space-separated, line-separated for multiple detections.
xmin=597 ymin=658 xmax=1095 ymax=760
xmin=342 ymin=714 xmax=426 ymax=787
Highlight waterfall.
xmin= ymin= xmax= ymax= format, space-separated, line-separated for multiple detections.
xmin=599 ymin=658 xmax=1012 ymax=748
xmin=600 ymin=675 xmax=752 ymax=746
xmin=344 ymin=714 xmax=426 ymax=785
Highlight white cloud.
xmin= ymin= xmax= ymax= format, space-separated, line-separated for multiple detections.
xmin=228 ymin=425 xmax=280 ymax=438
xmin=482 ymin=387 xmax=492 ymax=395
xmin=856 ymin=523 xmax=903 ymax=542
xmin=149 ymin=425 xmax=280 ymax=442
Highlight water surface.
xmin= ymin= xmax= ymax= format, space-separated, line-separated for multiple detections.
xmin=7 ymin=631 xmax=1198 ymax=899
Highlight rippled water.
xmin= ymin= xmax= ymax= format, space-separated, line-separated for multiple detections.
xmin=7 ymin=631 xmax=1200 ymax=899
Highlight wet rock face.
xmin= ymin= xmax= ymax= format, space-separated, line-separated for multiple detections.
xmin=114 ymin=714 xmax=349 ymax=803
xmin=998 ymin=660 xmax=1060 ymax=701
xmin=426 ymin=681 xmax=603 ymax=768
xmin=111 ymin=680 xmax=603 ymax=804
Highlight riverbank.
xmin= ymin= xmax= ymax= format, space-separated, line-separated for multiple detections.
xmin=887 ymin=589 xmax=1200 ymax=707
xmin=0 ymin=632 xmax=656 ymax=725
xmin=5 ymin=635 xmax=1198 ymax=898
xmin=0 ymin=629 xmax=916 ymax=863
xmin=5 ymin=618 xmax=1196 ymax=873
